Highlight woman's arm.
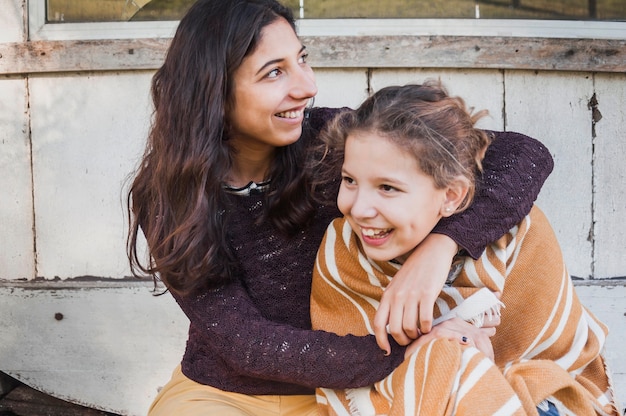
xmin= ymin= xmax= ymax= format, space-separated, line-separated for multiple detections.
xmin=173 ymin=279 xmax=406 ymax=390
xmin=433 ymin=130 xmax=554 ymax=258
xmin=374 ymin=131 xmax=553 ymax=349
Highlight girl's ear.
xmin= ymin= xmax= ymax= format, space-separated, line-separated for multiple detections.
xmin=441 ymin=177 xmax=470 ymax=217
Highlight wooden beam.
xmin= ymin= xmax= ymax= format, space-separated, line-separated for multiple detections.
xmin=304 ymin=36 xmax=626 ymax=72
xmin=1 ymin=36 xmax=625 ymax=75
xmin=0 ymin=38 xmax=170 ymax=75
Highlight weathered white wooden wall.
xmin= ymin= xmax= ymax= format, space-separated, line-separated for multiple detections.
xmin=1 ymin=1 xmax=625 ymax=415
xmin=29 ymin=72 xmax=151 ymax=279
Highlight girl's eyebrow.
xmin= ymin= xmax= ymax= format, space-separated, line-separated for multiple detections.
xmin=255 ymin=46 xmax=307 ymax=76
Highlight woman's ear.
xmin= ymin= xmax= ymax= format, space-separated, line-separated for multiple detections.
xmin=441 ymin=177 xmax=470 ymax=217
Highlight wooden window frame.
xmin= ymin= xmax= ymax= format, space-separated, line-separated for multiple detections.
xmin=30 ymin=0 xmax=625 ymax=41
xmin=2 ymin=0 xmax=624 ymax=75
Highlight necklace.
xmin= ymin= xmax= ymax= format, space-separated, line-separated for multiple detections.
xmin=223 ymin=180 xmax=271 ymax=196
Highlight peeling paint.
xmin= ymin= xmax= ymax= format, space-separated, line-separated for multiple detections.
xmin=588 ymin=92 xmax=603 ymax=138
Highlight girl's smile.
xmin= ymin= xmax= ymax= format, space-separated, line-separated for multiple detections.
xmin=359 ymin=226 xmax=393 ymax=247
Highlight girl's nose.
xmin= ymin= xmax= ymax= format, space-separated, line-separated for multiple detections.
xmin=350 ymin=191 xmax=377 ymax=220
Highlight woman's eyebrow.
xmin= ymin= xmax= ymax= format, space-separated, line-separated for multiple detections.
xmin=255 ymin=58 xmax=283 ymax=75
xmin=255 ymin=46 xmax=307 ymax=76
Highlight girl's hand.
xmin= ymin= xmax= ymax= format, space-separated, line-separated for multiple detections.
xmin=374 ymin=233 xmax=458 ymax=354
xmin=404 ymin=318 xmax=496 ymax=361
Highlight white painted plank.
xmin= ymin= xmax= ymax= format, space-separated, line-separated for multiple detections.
xmin=370 ymin=69 xmax=505 ymax=131
xmin=0 ymin=284 xmax=188 ymax=415
xmin=593 ymin=73 xmax=626 ymax=279
xmin=575 ymin=283 xmax=626 ymax=409
xmin=29 ymin=72 xmax=154 ymax=280
xmin=0 ymin=78 xmax=34 ymax=280
xmin=313 ymin=68 xmax=368 ymax=109
xmin=0 ymin=0 xmax=23 ymax=43
xmin=505 ymin=71 xmax=594 ymax=279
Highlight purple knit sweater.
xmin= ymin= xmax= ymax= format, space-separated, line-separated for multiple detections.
xmin=172 ymin=107 xmax=554 ymax=395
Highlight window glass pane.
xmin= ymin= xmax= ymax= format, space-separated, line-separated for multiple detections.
xmin=46 ymin=0 xmax=193 ymax=22
xmin=291 ymin=0 xmax=624 ymax=19
xmin=46 ymin=0 xmax=625 ymax=23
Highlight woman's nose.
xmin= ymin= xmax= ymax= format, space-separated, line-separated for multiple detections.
xmin=291 ymin=66 xmax=317 ymax=100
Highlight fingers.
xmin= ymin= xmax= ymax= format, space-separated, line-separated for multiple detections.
xmin=404 ymin=318 xmax=497 ymax=360
xmin=471 ymin=328 xmax=496 ymax=361
xmin=379 ymin=289 xmax=436 ymax=344
xmin=418 ymin=322 xmax=462 ymax=345
xmin=387 ymin=309 xmax=413 ymax=346
xmin=456 ymin=323 xmax=496 ymax=360
xmin=377 ymin=290 xmax=414 ymax=347
xmin=404 ymin=331 xmax=433 ymax=357
xmin=418 ymin=296 xmax=435 ymax=334
xmin=374 ymin=303 xmax=392 ymax=354
xmin=401 ymin=299 xmax=420 ymax=340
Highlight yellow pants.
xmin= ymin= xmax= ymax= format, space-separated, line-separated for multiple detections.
xmin=149 ymin=365 xmax=319 ymax=416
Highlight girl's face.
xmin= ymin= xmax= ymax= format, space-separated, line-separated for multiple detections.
xmin=337 ymin=132 xmax=452 ymax=263
xmin=228 ymin=18 xmax=317 ymax=154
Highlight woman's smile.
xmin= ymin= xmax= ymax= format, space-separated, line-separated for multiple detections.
xmin=275 ymin=108 xmax=305 ymax=119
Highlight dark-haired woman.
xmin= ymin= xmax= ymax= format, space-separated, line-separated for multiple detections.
xmin=126 ymin=1 xmax=553 ymax=414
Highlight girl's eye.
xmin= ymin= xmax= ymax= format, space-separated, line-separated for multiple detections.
xmin=342 ymin=176 xmax=355 ymax=185
xmin=381 ymin=184 xmax=397 ymax=192
xmin=298 ymin=53 xmax=309 ymax=64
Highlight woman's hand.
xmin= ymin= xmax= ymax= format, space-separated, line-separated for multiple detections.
xmin=374 ymin=233 xmax=458 ymax=354
xmin=404 ymin=318 xmax=497 ymax=361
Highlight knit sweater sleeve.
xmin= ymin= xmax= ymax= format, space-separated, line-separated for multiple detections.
xmin=432 ymin=130 xmax=554 ymax=259
xmin=172 ymin=280 xmax=406 ymax=390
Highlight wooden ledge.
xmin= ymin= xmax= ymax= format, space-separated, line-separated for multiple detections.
xmin=1 ymin=36 xmax=625 ymax=75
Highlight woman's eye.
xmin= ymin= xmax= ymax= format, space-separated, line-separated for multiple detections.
xmin=381 ymin=184 xmax=396 ymax=192
xmin=299 ymin=53 xmax=309 ymax=64
xmin=267 ymin=68 xmax=281 ymax=78
xmin=342 ymin=176 xmax=355 ymax=185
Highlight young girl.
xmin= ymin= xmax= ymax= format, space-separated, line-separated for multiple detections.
xmin=127 ymin=0 xmax=555 ymax=414
xmin=310 ymin=82 xmax=618 ymax=415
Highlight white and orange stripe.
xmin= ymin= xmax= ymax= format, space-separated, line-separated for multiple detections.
xmin=311 ymin=206 xmax=618 ymax=415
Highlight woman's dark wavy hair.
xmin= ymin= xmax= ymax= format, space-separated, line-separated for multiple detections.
xmin=313 ymin=81 xmax=491 ymax=212
xmin=127 ymin=0 xmax=315 ymax=296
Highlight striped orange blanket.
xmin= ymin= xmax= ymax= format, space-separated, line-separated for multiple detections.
xmin=311 ymin=206 xmax=618 ymax=415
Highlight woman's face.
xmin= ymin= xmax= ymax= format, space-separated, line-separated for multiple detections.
xmin=227 ymin=18 xmax=317 ymax=153
xmin=337 ymin=132 xmax=449 ymax=263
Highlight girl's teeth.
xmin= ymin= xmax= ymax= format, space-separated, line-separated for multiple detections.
xmin=362 ymin=228 xmax=391 ymax=238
